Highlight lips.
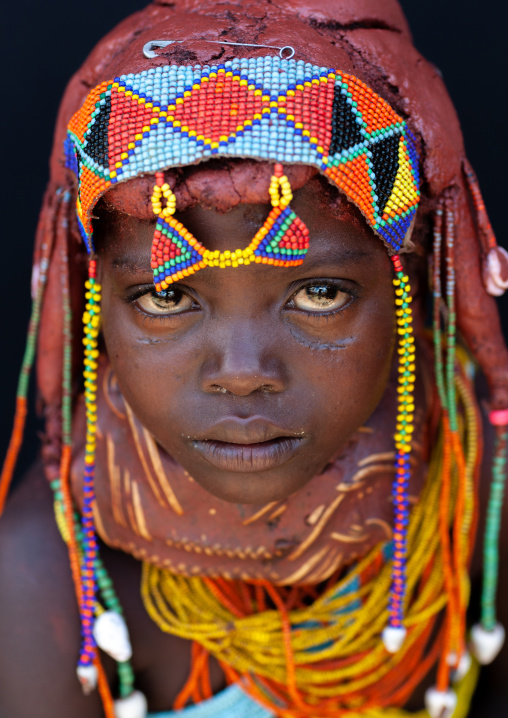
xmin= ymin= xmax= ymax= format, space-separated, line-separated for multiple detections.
xmin=190 ymin=418 xmax=305 ymax=473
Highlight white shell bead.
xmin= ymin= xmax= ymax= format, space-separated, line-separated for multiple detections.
xmin=93 ymin=611 xmax=133 ymax=663
xmin=114 ymin=690 xmax=148 ymax=718
xmin=381 ymin=626 xmax=407 ymax=653
xmin=470 ymin=622 xmax=505 ymax=665
xmin=424 ymin=687 xmax=458 ymax=718
xmin=76 ymin=664 xmax=98 ymax=695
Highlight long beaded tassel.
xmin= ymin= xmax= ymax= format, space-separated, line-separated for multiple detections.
xmin=381 ymin=255 xmax=415 ymax=654
xmin=470 ymin=414 xmax=508 ymax=664
xmin=77 ymin=258 xmax=148 ymax=717
xmin=76 ymin=258 xmax=102 ymax=691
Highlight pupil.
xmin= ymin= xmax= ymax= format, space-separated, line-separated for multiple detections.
xmin=153 ymin=288 xmax=180 ymax=306
xmin=307 ymin=285 xmax=337 ymax=303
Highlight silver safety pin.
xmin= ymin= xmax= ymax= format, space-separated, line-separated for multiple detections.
xmin=143 ymin=40 xmax=295 ymax=60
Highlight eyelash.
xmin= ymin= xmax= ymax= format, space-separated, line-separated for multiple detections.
xmin=123 ymin=285 xmax=193 ymax=324
xmin=287 ymin=279 xmax=359 ymax=315
xmin=124 ymin=279 xmax=359 ymax=319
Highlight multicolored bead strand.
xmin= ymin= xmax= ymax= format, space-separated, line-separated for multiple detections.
xmin=432 ymin=201 xmax=447 ymax=408
xmin=77 ymin=258 xmax=102 ymax=691
xmin=470 ymin=412 xmax=508 ymax=665
xmin=381 ymin=254 xmax=414 ymax=653
xmin=425 ymin=196 xmax=478 ymax=716
xmin=47 ymin=217 xmax=113 ymax=716
xmin=482 ymin=418 xmax=508 ymax=631
xmin=463 ymin=159 xmax=497 ymax=253
xmin=463 ymin=158 xmax=508 ymax=296
xmin=444 ymin=199 xmax=458 ymax=434
xmin=52 ymin=483 xmax=136 ymax=702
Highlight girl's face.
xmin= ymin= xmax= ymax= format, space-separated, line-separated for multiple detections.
xmin=98 ymin=179 xmax=396 ymax=505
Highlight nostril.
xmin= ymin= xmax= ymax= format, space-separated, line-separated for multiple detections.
xmin=208 ymin=383 xmax=279 ymax=396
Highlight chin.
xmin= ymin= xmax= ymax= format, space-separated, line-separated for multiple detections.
xmin=190 ymin=468 xmax=313 ymax=505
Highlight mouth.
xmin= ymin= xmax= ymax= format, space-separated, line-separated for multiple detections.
xmin=191 ymin=437 xmax=304 ymax=473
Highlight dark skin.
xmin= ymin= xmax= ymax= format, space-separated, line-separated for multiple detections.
xmin=1 ymin=177 xmax=507 ymax=716
xmin=99 ymin=181 xmax=395 ymax=505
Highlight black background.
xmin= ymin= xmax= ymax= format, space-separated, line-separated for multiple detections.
xmin=0 ymin=2 xmax=507 ymax=713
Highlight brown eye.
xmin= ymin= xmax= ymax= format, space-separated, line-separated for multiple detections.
xmin=136 ymin=288 xmax=194 ymax=315
xmin=292 ymin=284 xmax=349 ymax=312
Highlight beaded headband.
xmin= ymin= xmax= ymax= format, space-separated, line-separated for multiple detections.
xmin=65 ymin=55 xmax=421 ymax=260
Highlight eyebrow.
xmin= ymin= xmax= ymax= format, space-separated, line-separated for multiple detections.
xmin=301 ymin=246 xmax=374 ymax=267
xmin=111 ymin=257 xmax=152 ymax=275
xmin=110 ymin=245 xmax=374 ymax=280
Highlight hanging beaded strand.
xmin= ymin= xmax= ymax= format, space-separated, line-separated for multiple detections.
xmin=464 ymin=159 xmax=508 ymax=297
xmin=470 ymin=412 xmax=508 ymax=664
xmin=446 ymin=196 xmax=472 ymax=663
xmin=481 ymin=416 xmax=508 ymax=630
xmin=77 ymin=257 xmax=102 ymax=693
xmin=381 ymin=254 xmax=415 ymax=653
xmin=424 ymin=195 xmax=478 ymax=718
xmin=431 ymin=197 xmax=459 ymax=701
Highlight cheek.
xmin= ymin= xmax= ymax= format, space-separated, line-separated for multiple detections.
xmin=99 ymin=289 xmax=191 ymax=421
xmin=302 ymin=302 xmax=395 ymax=444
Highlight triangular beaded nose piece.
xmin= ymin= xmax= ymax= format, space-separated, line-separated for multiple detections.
xmin=150 ymin=175 xmax=207 ymax=290
xmin=65 ymin=55 xmax=420 ymax=255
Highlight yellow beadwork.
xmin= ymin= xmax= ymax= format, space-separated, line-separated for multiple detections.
xmin=393 ymin=274 xmax=415 ymax=453
xmin=83 ymin=277 xmax=101 ymax=464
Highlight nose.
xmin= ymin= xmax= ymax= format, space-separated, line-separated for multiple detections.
xmin=200 ymin=323 xmax=288 ymax=396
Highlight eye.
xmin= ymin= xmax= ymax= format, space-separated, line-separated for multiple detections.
xmin=136 ymin=287 xmax=195 ymax=315
xmin=291 ymin=283 xmax=350 ymax=313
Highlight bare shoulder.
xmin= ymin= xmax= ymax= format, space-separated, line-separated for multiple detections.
xmin=0 ymin=464 xmax=106 ymax=718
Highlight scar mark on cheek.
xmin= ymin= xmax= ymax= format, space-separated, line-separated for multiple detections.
xmin=288 ymin=324 xmax=354 ymax=351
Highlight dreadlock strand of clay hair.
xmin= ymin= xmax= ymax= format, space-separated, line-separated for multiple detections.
xmin=450 ymin=178 xmax=508 ymax=411
xmin=0 ymin=188 xmax=60 ymax=514
xmin=463 ymin=159 xmax=508 ymax=298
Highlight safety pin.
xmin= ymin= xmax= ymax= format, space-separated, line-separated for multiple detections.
xmin=143 ymin=40 xmax=295 ymax=60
